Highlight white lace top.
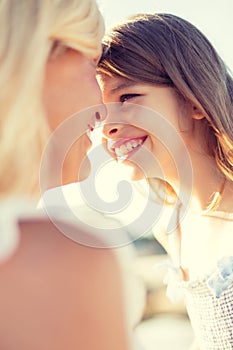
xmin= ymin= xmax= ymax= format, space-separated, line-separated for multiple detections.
xmin=164 ymin=211 xmax=233 ymax=350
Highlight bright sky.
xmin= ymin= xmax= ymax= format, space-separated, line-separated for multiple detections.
xmin=97 ymin=0 xmax=233 ymax=71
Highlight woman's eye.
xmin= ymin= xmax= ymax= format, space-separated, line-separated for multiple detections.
xmin=119 ymin=94 xmax=141 ymax=103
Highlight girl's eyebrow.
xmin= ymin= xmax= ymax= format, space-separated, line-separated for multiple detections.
xmin=110 ymin=81 xmax=140 ymax=95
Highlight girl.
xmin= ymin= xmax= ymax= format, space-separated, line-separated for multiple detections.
xmin=98 ymin=13 xmax=233 ymax=350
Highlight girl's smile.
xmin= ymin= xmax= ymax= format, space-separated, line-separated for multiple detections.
xmin=107 ymin=136 xmax=147 ymax=160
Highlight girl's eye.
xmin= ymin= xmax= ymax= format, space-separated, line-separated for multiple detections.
xmin=119 ymin=94 xmax=141 ymax=103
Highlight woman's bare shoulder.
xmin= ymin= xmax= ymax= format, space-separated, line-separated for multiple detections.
xmin=11 ymin=217 xmax=121 ymax=295
xmin=0 ymin=218 xmax=130 ymax=350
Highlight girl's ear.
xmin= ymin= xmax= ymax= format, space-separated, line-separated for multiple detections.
xmin=192 ymin=105 xmax=205 ymax=120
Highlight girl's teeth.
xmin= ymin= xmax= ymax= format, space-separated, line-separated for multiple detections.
xmin=120 ymin=145 xmax=127 ymax=154
xmin=115 ymin=148 xmax=122 ymax=157
xmin=126 ymin=142 xmax=133 ymax=151
xmin=113 ymin=138 xmax=145 ymax=158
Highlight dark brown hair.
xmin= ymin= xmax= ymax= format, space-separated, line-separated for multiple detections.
xmin=98 ymin=13 xmax=233 ymax=185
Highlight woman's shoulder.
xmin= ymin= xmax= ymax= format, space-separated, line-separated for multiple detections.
xmin=39 ymin=184 xmax=140 ymax=249
xmin=0 ymin=196 xmax=114 ymax=262
xmin=0 ymin=197 xmax=120 ymax=293
xmin=0 ymin=200 xmax=132 ymax=350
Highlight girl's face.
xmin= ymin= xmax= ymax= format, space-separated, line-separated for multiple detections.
xmin=101 ymin=75 xmax=194 ymax=185
xmin=43 ymin=47 xmax=104 ymax=184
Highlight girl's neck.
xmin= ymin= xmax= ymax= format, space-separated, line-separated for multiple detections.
xmin=170 ymin=151 xmax=232 ymax=215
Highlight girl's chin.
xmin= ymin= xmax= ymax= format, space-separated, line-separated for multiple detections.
xmin=120 ymin=160 xmax=146 ymax=181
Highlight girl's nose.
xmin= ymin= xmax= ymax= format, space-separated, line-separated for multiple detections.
xmin=101 ymin=103 xmax=125 ymax=138
xmin=102 ymin=123 xmax=124 ymax=138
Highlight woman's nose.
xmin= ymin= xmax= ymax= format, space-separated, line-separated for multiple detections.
xmin=95 ymin=103 xmax=107 ymax=124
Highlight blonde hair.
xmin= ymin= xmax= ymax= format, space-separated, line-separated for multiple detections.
xmin=0 ymin=0 xmax=104 ymax=198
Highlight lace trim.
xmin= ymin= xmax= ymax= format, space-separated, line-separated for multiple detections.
xmin=206 ymin=256 xmax=233 ymax=298
xmin=158 ymin=255 xmax=233 ymax=302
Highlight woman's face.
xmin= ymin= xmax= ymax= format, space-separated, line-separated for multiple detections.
xmin=101 ymin=75 xmax=193 ymax=185
xmin=43 ymin=47 xmax=104 ymax=184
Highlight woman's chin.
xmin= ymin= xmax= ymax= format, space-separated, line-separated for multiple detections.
xmin=61 ymin=156 xmax=91 ymax=185
xmin=76 ymin=157 xmax=91 ymax=183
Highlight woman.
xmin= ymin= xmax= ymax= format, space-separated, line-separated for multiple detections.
xmin=98 ymin=13 xmax=233 ymax=350
xmin=0 ymin=1 xmax=133 ymax=349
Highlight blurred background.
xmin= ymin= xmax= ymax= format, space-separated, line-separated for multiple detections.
xmin=97 ymin=0 xmax=233 ymax=71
